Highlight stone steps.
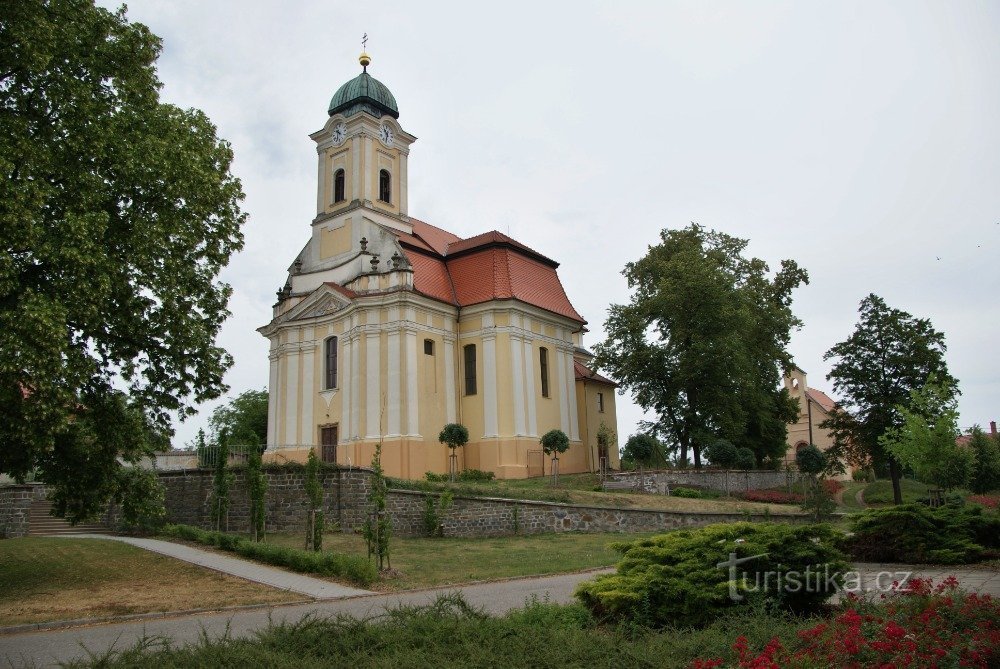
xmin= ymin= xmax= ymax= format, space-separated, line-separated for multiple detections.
xmin=28 ymin=500 xmax=107 ymax=536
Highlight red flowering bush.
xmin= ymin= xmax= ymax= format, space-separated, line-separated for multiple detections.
xmin=739 ymin=490 xmax=804 ymax=505
xmin=968 ymin=494 xmax=999 ymax=510
xmin=690 ymin=577 xmax=1000 ymax=668
xmin=821 ymin=479 xmax=844 ymax=495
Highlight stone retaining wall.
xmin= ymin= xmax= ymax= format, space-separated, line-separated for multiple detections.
xmin=0 ymin=485 xmax=38 ymax=538
xmin=611 ymin=469 xmax=801 ymax=495
xmin=146 ymin=467 xmax=372 ymax=533
xmin=386 ymin=488 xmax=809 ymax=537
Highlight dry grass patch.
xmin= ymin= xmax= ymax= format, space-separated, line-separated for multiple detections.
xmin=0 ymin=537 xmax=300 ymax=626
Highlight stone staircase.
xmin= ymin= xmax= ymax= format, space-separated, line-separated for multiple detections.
xmin=28 ymin=499 xmax=107 ymax=536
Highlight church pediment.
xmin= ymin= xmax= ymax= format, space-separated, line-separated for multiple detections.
xmin=275 ymin=285 xmax=354 ymax=326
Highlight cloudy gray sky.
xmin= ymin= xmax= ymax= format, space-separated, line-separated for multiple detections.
xmin=99 ymin=0 xmax=1000 ymax=448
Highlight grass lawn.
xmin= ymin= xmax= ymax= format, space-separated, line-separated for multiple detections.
xmin=838 ymin=481 xmax=870 ymax=511
xmin=0 ymin=537 xmax=300 ymax=626
xmin=391 ymin=472 xmax=803 ymax=515
xmin=265 ymin=530 xmax=655 ymax=591
xmin=861 ymin=478 xmax=934 ymax=505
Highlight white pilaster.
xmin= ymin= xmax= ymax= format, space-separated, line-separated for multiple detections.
xmin=565 ymin=348 xmax=580 ymax=441
xmin=399 ymin=152 xmax=408 ymax=216
xmin=284 ymin=338 xmax=300 ymax=446
xmin=365 ymin=331 xmax=381 ymax=438
xmin=405 ymin=327 xmax=419 ymax=435
xmin=444 ymin=334 xmax=456 ymax=423
xmin=557 ymin=347 xmax=570 ymax=434
xmin=483 ymin=332 xmax=499 ymax=438
xmin=301 ymin=342 xmax=315 ymax=446
xmin=267 ymin=347 xmax=279 ymax=446
xmin=387 ymin=329 xmax=401 ymax=437
xmin=351 ymin=135 xmax=361 ymax=201
xmin=341 ymin=335 xmax=352 ymax=441
xmin=350 ymin=333 xmax=361 ymax=440
xmin=510 ymin=335 xmax=526 ymax=436
xmin=523 ymin=339 xmax=537 ymax=437
xmin=316 ymin=148 xmax=325 ymax=214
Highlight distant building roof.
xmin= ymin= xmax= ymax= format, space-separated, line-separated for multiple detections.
xmin=806 ymin=388 xmax=836 ymax=413
xmin=574 ymin=360 xmax=617 ymax=386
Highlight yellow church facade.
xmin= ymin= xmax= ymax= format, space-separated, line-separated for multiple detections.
xmin=258 ymin=54 xmax=619 ymax=480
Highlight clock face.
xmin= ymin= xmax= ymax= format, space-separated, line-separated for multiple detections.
xmin=378 ymin=124 xmax=394 ymax=146
xmin=331 ymin=122 xmax=346 ymax=145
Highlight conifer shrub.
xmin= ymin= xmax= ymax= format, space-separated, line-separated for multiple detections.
xmin=575 ymin=522 xmax=848 ymax=627
xmin=844 ymin=503 xmax=1000 ymax=564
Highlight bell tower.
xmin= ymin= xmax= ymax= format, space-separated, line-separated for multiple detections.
xmin=311 ymin=52 xmax=416 ymax=224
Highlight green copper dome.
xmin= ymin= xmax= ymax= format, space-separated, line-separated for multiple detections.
xmin=328 ymin=71 xmax=399 ymax=119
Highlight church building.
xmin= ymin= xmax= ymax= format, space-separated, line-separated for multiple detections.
xmin=258 ymin=52 xmax=619 ymax=480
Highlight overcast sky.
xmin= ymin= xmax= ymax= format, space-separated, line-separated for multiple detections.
xmin=98 ymin=0 xmax=1000 ymax=449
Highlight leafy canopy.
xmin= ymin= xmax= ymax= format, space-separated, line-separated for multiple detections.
xmin=822 ymin=294 xmax=956 ymax=503
xmin=594 ymin=225 xmax=806 ymax=467
xmin=209 ymin=388 xmax=268 ymax=446
xmin=0 ymin=1 xmax=245 ymax=520
xmin=621 ymin=433 xmax=662 ymax=467
xmin=438 ymin=423 xmax=469 ymax=451
xmin=879 ymin=378 xmax=971 ymax=491
xmin=540 ymin=429 xmax=570 ymax=456
xmin=967 ymin=426 xmax=1000 ymax=494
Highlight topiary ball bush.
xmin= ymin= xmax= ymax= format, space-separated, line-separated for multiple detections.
xmin=575 ymin=522 xmax=849 ymax=628
xmin=704 ymin=440 xmax=738 ymax=469
xmin=734 ymin=447 xmax=757 ymax=471
xmin=796 ymin=444 xmax=827 ymax=475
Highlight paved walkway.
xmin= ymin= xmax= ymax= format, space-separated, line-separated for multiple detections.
xmin=60 ymin=534 xmax=374 ymax=600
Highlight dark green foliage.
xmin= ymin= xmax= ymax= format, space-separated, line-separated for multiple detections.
xmin=62 ymin=593 xmax=823 ymax=669
xmin=795 ymin=444 xmax=826 ymax=475
xmin=0 ymin=0 xmax=245 ymax=519
xmin=438 ymin=423 xmax=470 ymax=450
xmin=161 ymin=524 xmax=376 ymax=586
xmin=704 ymin=439 xmax=738 ymax=468
xmin=670 ymin=486 xmax=719 ymax=499
xmin=209 ymin=388 xmax=268 ymax=446
xmin=576 ymin=522 xmax=848 ymax=627
xmin=844 ymin=503 xmax=1000 ymax=564
xmin=362 ymin=443 xmax=391 ymax=570
xmin=540 ymin=429 xmax=570 ymax=455
xmin=210 ymin=434 xmax=234 ymax=532
xmin=968 ymin=427 xmax=1000 ymax=494
xmin=426 ymin=469 xmax=495 ymax=483
xmin=304 ymin=450 xmax=323 ymax=551
xmin=246 ymin=445 xmax=267 ymax=542
xmin=734 ymin=447 xmax=757 ymax=471
xmin=594 ymin=225 xmax=807 ymax=468
xmin=114 ymin=466 xmax=166 ymax=534
xmin=194 ymin=429 xmax=210 ymax=468
xmin=621 ymin=433 xmax=664 ymax=468
xmin=422 ymin=492 xmax=453 ymax=537
xmin=822 ymin=294 xmax=957 ymax=504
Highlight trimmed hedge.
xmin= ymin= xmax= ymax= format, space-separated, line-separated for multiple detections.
xmin=576 ymin=522 xmax=849 ymax=627
xmin=161 ymin=524 xmax=377 ymax=586
xmin=843 ymin=503 xmax=1000 ymax=564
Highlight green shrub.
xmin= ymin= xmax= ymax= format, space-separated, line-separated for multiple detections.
xmin=844 ymin=503 xmax=1000 ymax=564
xmin=734 ymin=447 xmax=756 ymax=471
xmin=457 ymin=469 xmax=495 ymax=482
xmin=704 ymin=440 xmax=738 ymax=469
xmin=161 ymin=524 xmax=377 ymax=586
xmin=670 ymin=486 xmax=719 ymax=499
xmin=425 ymin=471 xmax=448 ymax=482
xmin=575 ymin=522 xmax=848 ymax=627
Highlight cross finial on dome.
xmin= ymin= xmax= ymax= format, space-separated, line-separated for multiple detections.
xmin=359 ymin=33 xmax=370 ymax=71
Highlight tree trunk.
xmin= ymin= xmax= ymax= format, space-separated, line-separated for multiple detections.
xmin=888 ymin=457 xmax=903 ymax=505
xmin=693 ymin=446 xmax=702 ymax=469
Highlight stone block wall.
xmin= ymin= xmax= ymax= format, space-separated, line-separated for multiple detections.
xmin=0 ymin=485 xmax=36 ymax=538
xmin=610 ymin=469 xmax=801 ymax=495
xmin=386 ymin=489 xmax=810 ymax=538
xmin=150 ymin=467 xmax=372 ymax=534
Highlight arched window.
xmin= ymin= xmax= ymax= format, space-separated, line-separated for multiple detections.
xmin=463 ymin=344 xmax=477 ymax=396
xmin=539 ymin=347 xmax=550 ymax=398
xmin=324 ymin=336 xmax=338 ymax=389
xmin=379 ymin=169 xmax=391 ymax=203
xmin=333 ymin=169 xmax=345 ymax=203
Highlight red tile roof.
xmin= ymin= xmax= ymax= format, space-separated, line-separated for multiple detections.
xmin=806 ymin=388 xmax=836 ymax=413
xmin=574 ymin=360 xmax=617 ymax=386
xmin=393 ymin=224 xmax=585 ymax=323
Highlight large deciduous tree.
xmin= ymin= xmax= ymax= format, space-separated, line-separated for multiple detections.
xmin=594 ymin=225 xmax=806 ymax=468
xmin=209 ymin=389 xmax=268 ymax=446
xmin=822 ymin=294 xmax=957 ymax=504
xmin=0 ymin=1 xmax=246 ymax=521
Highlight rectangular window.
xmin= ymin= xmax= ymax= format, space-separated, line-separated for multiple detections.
xmin=464 ymin=344 xmax=477 ymax=396
xmin=325 ymin=336 xmax=338 ymax=389
xmin=320 ymin=425 xmax=337 ymax=463
xmin=424 ymin=339 xmax=434 ymax=355
xmin=540 ymin=347 xmax=549 ymax=398
xmin=597 ymin=392 xmax=605 ymax=413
